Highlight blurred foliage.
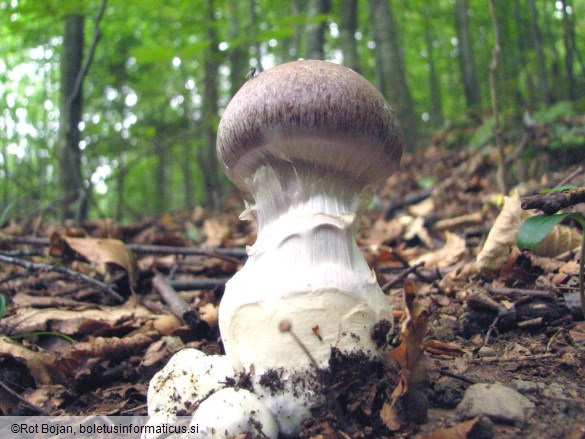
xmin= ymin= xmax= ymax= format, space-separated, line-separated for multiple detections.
xmin=0 ymin=0 xmax=584 ymax=223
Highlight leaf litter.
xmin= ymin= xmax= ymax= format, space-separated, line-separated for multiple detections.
xmin=0 ymin=141 xmax=584 ymax=437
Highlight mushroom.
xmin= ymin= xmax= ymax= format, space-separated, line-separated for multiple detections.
xmin=217 ymin=60 xmax=403 ymax=434
xmin=191 ymin=387 xmax=279 ymax=439
xmin=147 ymin=349 xmax=233 ymax=417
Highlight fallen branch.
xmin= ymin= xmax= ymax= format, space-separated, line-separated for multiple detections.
xmin=0 ymin=236 xmax=247 ymax=263
xmin=169 ymin=278 xmax=228 ymax=291
xmin=470 ymin=353 xmax=557 ymax=364
xmin=151 ymin=273 xmax=200 ymax=328
xmin=0 ymin=253 xmax=124 ymax=303
xmin=521 ymin=187 xmax=585 ymax=215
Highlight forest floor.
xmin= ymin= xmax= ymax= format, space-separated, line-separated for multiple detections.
xmin=1 ymin=123 xmax=585 ymax=438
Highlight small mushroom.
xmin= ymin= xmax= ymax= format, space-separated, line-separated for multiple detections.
xmin=217 ymin=60 xmax=403 ymax=434
xmin=147 ymin=349 xmax=233 ymax=416
xmin=190 ymin=387 xmax=279 ymax=439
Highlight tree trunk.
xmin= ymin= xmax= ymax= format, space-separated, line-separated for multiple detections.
xmin=422 ymin=4 xmax=444 ymax=128
xmin=57 ymin=14 xmax=85 ymax=221
xmin=306 ymin=0 xmax=330 ymax=60
xmin=560 ymin=0 xmax=576 ymax=101
xmin=249 ymin=0 xmax=263 ymax=71
xmin=229 ymin=1 xmax=249 ymax=97
xmin=339 ymin=0 xmax=360 ymax=71
xmin=528 ymin=0 xmax=551 ymax=105
xmin=369 ymin=0 xmax=418 ymax=147
xmin=201 ymin=0 xmax=222 ymax=208
xmin=153 ymin=138 xmax=168 ymax=215
xmin=454 ymin=0 xmax=481 ymax=110
xmin=513 ymin=0 xmax=534 ymax=108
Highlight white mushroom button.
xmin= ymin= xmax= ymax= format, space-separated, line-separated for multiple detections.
xmin=190 ymin=387 xmax=278 ymax=439
xmin=147 ymin=349 xmax=233 ymax=416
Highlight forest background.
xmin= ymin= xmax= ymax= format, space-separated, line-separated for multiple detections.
xmin=1 ymin=0 xmax=584 ymax=224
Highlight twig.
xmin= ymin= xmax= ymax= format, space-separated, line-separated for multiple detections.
xmin=68 ymin=0 xmax=108 ymax=105
xmin=127 ymin=243 xmax=244 ymax=264
xmin=0 ymin=380 xmax=50 ymax=415
xmin=521 ymin=187 xmax=585 ymax=215
xmin=470 ymin=353 xmax=557 ymax=364
xmin=0 ymin=236 xmax=247 ymax=263
xmin=486 ymin=285 xmax=554 ymax=299
xmin=151 ymin=273 xmax=200 ymax=328
xmin=381 ymin=262 xmax=425 ymax=291
xmin=556 ymin=165 xmax=585 ymax=187
xmin=169 ymin=278 xmax=228 ymax=291
xmin=0 ymin=253 xmax=124 ymax=303
xmin=437 ymin=370 xmax=477 ymax=385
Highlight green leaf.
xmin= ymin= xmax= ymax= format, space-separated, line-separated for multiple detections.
xmin=0 ymin=293 xmax=6 ymax=320
xmin=540 ymin=185 xmax=578 ymax=194
xmin=517 ymin=213 xmax=585 ymax=250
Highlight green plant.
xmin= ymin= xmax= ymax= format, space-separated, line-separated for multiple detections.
xmin=0 ymin=292 xmax=6 ymax=320
xmin=517 ymin=211 xmax=585 ymax=319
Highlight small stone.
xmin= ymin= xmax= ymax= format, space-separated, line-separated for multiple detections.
xmin=477 ymin=346 xmax=496 ymax=357
xmin=511 ymin=379 xmax=545 ymax=394
xmin=456 ymin=382 xmax=535 ymax=423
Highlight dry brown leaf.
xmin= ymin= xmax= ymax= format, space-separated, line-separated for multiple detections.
xmin=0 ymin=335 xmax=53 ymax=385
xmin=0 ymin=302 xmax=152 ymax=336
xmin=476 ymin=191 xmax=581 ymax=276
xmin=412 ymin=232 xmax=466 ymax=268
xmin=58 ymin=331 xmax=159 ymax=363
xmin=415 ymin=416 xmax=493 ymax=439
xmin=366 ymin=218 xmax=404 ymax=245
xmin=381 ymin=280 xmax=429 ymax=431
xmin=203 ymin=217 xmax=231 ymax=247
xmin=424 ymin=340 xmax=466 ymax=357
xmin=50 ymin=233 xmax=137 ymax=288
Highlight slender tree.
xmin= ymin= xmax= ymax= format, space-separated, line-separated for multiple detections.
xmin=454 ymin=0 xmax=481 ymax=110
xmin=528 ymin=0 xmax=551 ymax=105
xmin=560 ymin=0 xmax=576 ymax=101
xmin=369 ymin=0 xmax=418 ymax=147
xmin=201 ymin=0 xmax=222 ymax=208
xmin=339 ymin=0 xmax=360 ymax=71
xmin=422 ymin=4 xmax=444 ymax=128
xmin=57 ymin=14 xmax=85 ymax=221
xmin=306 ymin=0 xmax=331 ymax=59
xmin=229 ymin=2 xmax=249 ymax=97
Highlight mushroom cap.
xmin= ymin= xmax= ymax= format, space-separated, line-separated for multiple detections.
xmin=191 ymin=387 xmax=279 ymax=439
xmin=147 ymin=349 xmax=233 ymax=416
xmin=217 ymin=60 xmax=403 ymax=191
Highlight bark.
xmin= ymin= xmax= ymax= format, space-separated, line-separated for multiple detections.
xmin=57 ymin=15 xmax=85 ymax=221
xmin=369 ymin=0 xmax=418 ymax=147
xmin=339 ymin=0 xmax=360 ymax=71
xmin=454 ymin=0 xmax=481 ymax=110
xmin=528 ymin=0 xmax=551 ymax=105
xmin=153 ymin=138 xmax=168 ymax=215
xmin=560 ymin=0 xmax=576 ymax=101
xmin=201 ymin=0 xmax=222 ymax=208
xmin=306 ymin=0 xmax=331 ymax=59
xmin=229 ymin=1 xmax=249 ymax=97
xmin=249 ymin=0 xmax=263 ymax=71
xmin=514 ymin=0 xmax=534 ymax=108
xmin=488 ymin=0 xmax=508 ymax=194
xmin=422 ymin=4 xmax=444 ymax=128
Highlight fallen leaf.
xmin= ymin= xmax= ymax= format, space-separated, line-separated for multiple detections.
xmin=381 ymin=280 xmax=429 ymax=431
xmin=0 ymin=335 xmax=54 ymax=385
xmin=50 ymin=233 xmax=137 ymax=288
xmin=415 ymin=416 xmax=494 ymax=439
xmin=0 ymin=302 xmax=152 ymax=336
xmin=476 ymin=191 xmax=581 ymax=277
xmin=412 ymin=232 xmax=466 ymax=268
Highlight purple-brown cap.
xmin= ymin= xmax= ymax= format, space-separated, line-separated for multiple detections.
xmin=217 ymin=60 xmax=403 ymax=191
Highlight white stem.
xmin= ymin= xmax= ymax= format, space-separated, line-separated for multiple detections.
xmin=219 ymin=162 xmax=391 ymax=374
